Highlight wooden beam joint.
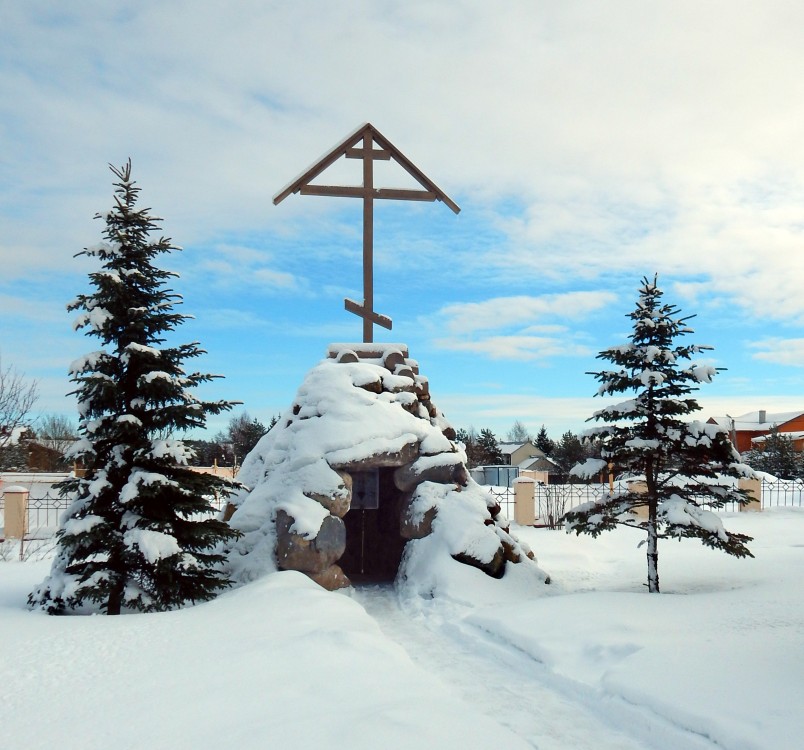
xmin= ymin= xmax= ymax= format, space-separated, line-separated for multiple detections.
xmin=346 ymin=147 xmax=391 ymax=160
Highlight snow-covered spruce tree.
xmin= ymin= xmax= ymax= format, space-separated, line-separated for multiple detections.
xmin=29 ymin=161 xmax=240 ymax=615
xmin=563 ymin=275 xmax=754 ymax=593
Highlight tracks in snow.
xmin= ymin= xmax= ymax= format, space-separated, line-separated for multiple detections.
xmin=350 ymin=584 xmax=720 ymax=750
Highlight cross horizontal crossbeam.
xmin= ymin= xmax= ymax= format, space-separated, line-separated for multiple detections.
xmin=299 ymin=185 xmax=438 ymax=202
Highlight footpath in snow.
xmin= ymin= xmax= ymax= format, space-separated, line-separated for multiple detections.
xmin=351 ymin=583 xmax=719 ymax=750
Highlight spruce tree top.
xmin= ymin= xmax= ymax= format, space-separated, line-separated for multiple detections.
xmin=591 ymin=275 xmax=716 ymax=427
xmin=68 ymin=160 xmax=232 ymax=438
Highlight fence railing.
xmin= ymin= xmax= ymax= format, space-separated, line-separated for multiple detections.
xmin=758 ymin=478 xmax=804 ymax=508
xmin=0 ymin=490 xmax=228 ymax=541
xmin=485 ymin=478 xmax=804 ymax=529
xmin=486 ymin=486 xmax=516 ymax=521
xmin=2 ymin=478 xmax=801 ymax=543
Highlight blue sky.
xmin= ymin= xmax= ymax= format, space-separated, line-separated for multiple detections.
xmin=2 ymin=1 xmax=803 ymax=443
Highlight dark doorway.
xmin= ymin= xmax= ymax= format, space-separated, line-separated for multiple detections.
xmin=340 ymin=468 xmax=407 ymax=583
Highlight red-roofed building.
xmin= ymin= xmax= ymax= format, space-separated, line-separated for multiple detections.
xmin=707 ymin=410 xmax=804 ymax=453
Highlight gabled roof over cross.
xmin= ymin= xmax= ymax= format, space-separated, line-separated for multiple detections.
xmin=274 ymin=122 xmax=460 ymax=342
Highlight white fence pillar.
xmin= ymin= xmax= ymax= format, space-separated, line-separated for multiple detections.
xmin=2 ymin=485 xmax=30 ymax=539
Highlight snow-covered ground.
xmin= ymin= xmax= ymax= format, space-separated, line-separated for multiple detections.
xmin=1 ymin=508 xmax=801 ymax=750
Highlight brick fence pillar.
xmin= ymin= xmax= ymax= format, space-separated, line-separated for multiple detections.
xmin=627 ymin=480 xmax=650 ymax=519
xmin=3 ymin=485 xmax=30 ymax=539
xmin=738 ymin=477 xmax=762 ymax=512
xmin=513 ymin=478 xmax=535 ymax=526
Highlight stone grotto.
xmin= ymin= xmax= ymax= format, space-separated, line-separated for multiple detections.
xmin=224 ymin=343 xmax=549 ymax=593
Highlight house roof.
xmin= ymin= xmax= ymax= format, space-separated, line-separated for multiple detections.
xmin=498 ymin=441 xmax=543 ymax=456
xmin=709 ymin=410 xmax=804 ymax=432
xmin=751 ymin=430 xmax=804 ymax=444
xmin=0 ymin=425 xmax=29 ymax=445
xmin=518 ymin=456 xmax=558 ymax=471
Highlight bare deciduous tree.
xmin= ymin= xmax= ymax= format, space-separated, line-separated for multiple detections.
xmin=0 ymin=357 xmax=39 ymax=449
xmin=36 ymin=414 xmax=77 ymax=453
xmin=506 ymin=419 xmax=531 ymax=443
xmin=34 ymin=414 xmax=78 ymax=469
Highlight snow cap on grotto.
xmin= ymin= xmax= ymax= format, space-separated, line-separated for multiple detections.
xmin=225 ymin=344 xmax=549 ymax=600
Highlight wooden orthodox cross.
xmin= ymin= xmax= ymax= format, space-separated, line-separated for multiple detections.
xmin=273 ymin=123 xmax=460 ymax=343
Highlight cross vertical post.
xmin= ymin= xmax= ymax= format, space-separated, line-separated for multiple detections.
xmin=362 ymin=130 xmax=375 ymax=343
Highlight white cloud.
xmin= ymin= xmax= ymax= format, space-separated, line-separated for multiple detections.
xmin=428 ymin=291 xmax=614 ymax=362
xmin=434 ymin=392 xmax=600 ymax=437
xmin=435 ymin=390 xmax=804 ymax=441
xmin=193 ymin=250 xmax=303 ymax=293
xmin=197 ymin=308 xmax=271 ymax=331
xmin=435 ymin=335 xmax=592 ymax=362
xmin=435 ymin=292 xmax=616 ymax=335
xmin=4 ymin=3 xmax=804 ymax=326
xmin=749 ymin=338 xmax=804 ymax=367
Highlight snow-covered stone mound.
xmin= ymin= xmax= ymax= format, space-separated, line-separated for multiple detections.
xmin=225 ymin=344 xmax=549 ymax=597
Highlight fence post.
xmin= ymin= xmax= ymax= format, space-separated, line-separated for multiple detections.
xmin=513 ymin=478 xmax=536 ymax=526
xmin=627 ymin=480 xmax=649 ymax=518
xmin=738 ymin=477 xmax=762 ymax=511
xmin=2 ymin=485 xmax=30 ymax=539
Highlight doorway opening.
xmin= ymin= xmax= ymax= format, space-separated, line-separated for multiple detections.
xmin=339 ymin=468 xmax=407 ymax=583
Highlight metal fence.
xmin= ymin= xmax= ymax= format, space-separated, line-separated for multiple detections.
xmin=485 ymin=483 xmax=616 ymax=528
xmin=485 ymin=478 xmax=804 ymax=528
xmin=759 ymin=478 xmax=804 ymax=508
xmin=486 ymin=486 xmax=516 ymax=520
xmin=2 ymin=478 xmax=802 ymax=542
xmin=0 ymin=490 xmax=229 ymax=541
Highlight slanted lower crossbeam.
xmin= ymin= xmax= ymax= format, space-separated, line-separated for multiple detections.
xmin=344 ymin=298 xmax=392 ymax=331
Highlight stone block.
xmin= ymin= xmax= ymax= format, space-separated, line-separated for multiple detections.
xmin=305 ymin=471 xmax=352 ymax=518
xmin=336 ymin=350 xmax=359 ymax=363
xmin=306 ymin=564 xmax=351 ymax=591
xmin=393 ymin=454 xmax=469 ymax=492
xmin=332 ymin=440 xmax=419 ymax=473
xmin=441 ymin=425 xmax=457 ymax=441
xmin=275 ymin=510 xmax=346 ymax=574
xmin=452 ymin=544 xmax=505 ymax=579
xmin=357 ymin=376 xmax=383 ymax=394
xmin=399 ymin=493 xmax=437 ymax=539
xmin=383 ymin=350 xmax=406 ymax=372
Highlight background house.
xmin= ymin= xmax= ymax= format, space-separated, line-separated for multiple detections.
xmin=499 ymin=441 xmax=544 ymax=467
xmin=708 ymin=410 xmax=804 ymax=453
xmin=498 ymin=441 xmax=559 ymax=479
